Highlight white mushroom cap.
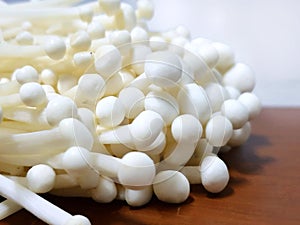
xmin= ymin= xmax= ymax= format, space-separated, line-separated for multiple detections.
xmin=200 ymin=155 xmax=229 ymax=193
xmin=43 ymin=36 xmax=66 ymax=60
xmin=118 ymin=87 xmax=145 ymax=119
xmin=223 ymin=63 xmax=255 ymax=93
xmin=95 ymin=96 xmax=125 ymax=128
xmin=238 ymin=92 xmax=261 ymax=120
xmin=15 ymin=65 xmax=39 ymax=84
xmin=145 ymin=51 xmax=182 ymax=88
xmin=19 ymin=82 xmax=47 ymax=107
xmin=171 ymin=114 xmax=202 ymax=143
xmin=221 ymin=99 xmax=249 ymax=129
xmin=118 ymin=152 xmax=155 ymax=189
xmin=94 ymin=45 xmax=122 ymax=79
xmin=205 ymin=115 xmax=233 ymax=147
xmin=153 ymin=170 xmax=190 ymax=204
xmin=228 ymin=122 xmax=251 ymax=147
xmin=125 ymin=185 xmax=153 ymax=207
xmin=45 ymin=96 xmax=78 ymax=126
xmin=26 ymin=164 xmax=56 ymax=193
xmin=144 ymin=91 xmax=179 ymax=125
xmin=64 ymin=215 xmax=91 ymax=225
xmin=91 ymin=176 xmax=117 ymax=203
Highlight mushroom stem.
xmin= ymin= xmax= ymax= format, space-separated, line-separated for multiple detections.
xmin=180 ymin=166 xmax=201 ymax=184
xmin=60 ymin=146 xmax=121 ymax=179
xmin=0 ymin=118 xmax=93 ymax=155
xmin=0 ymin=121 xmax=50 ymax=132
xmin=0 ymin=94 xmax=22 ymax=108
xmin=0 ymin=44 xmax=44 ymax=58
xmin=0 ymin=199 xmax=23 ymax=220
xmin=0 ymin=58 xmax=75 ymax=74
xmin=99 ymin=110 xmax=164 ymax=150
xmin=0 ymin=153 xmax=57 ymax=167
xmin=0 ymin=5 xmax=93 ymax=22
xmin=5 ymin=174 xmax=78 ymax=190
xmin=3 ymin=107 xmax=50 ymax=128
xmin=0 ymin=36 xmax=66 ymax=60
xmin=63 ymin=74 xmax=106 ymax=109
xmin=0 ymin=80 xmax=20 ymax=96
xmin=6 ymin=0 xmax=83 ymax=8
xmin=0 ymin=174 xmax=91 ymax=225
xmin=163 ymin=114 xmax=203 ymax=166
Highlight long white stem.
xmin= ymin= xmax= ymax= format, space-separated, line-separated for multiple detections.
xmin=0 ymin=81 xmax=20 ymax=96
xmin=0 ymin=121 xmax=50 ymax=132
xmin=0 ymin=174 xmax=73 ymax=225
xmin=8 ymin=0 xmax=83 ymax=8
xmin=0 ymin=58 xmax=75 ymax=75
xmin=0 ymin=44 xmax=44 ymax=58
xmin=3 ymin=107 xmax=50 ymax=128
xmin=180 ymin=166 xmax=201 ymax=184
xmin=5 ymin=174 xmax=78 ymax=190
xmin=0 ymin=7 xmax=84 ymax=20
xmin=0 ymin=118 xmax=93 ymax=155
xmin=0 ymin=94 xmax=22 ymax=108
xmin=0 ymin=153 xmax=56 ymax=167
xmin=0 ymin=199 xmax=23 ymax=220
xmin=0 ymin=127 xmax=66 ymax=155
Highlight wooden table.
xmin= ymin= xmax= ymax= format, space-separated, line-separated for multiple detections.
xmin=1 ymin=108 xmax=300 ymax=225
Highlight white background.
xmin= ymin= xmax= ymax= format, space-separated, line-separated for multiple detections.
xmin=147 ymin=0 xmax=300 ymax=107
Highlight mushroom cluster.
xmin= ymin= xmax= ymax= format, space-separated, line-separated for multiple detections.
xmin=0 ymin=0 xmax=261 ymax=224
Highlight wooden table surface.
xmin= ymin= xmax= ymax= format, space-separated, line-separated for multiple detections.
xmin=1 ymin=108 xmax=300 ymax=225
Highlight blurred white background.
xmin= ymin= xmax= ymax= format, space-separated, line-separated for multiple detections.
xmin=147 ymin=0 xmax=300 ymax=107
xmin=4 ymin=0 xmax=300 ymax=107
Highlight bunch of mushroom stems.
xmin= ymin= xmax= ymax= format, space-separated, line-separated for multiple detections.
xmin=0 ymin=0 xmax=261 ymax=224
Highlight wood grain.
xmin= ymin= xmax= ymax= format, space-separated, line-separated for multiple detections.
xmin=1 ymin=108 xmax=299 ymax=225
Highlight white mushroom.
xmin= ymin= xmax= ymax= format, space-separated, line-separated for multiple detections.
xmin=118 ymin=87 xmax=145 ymax=119
xmin=0 ymin=36 xmax=66 ymax=60
xmin=64 ymin=73 xmax=106 ymax=109
xmin=177 ymin=83 xmax=212 ymax=125
xmin=144 ymin=90 xmax=179 ymax=126
xmin=221 ymin=99 xmax=249 ymax=129
xmin=26 ymin=164 xmax=56 ymax=193
xmin=227 ymin=122 xmax=252 ymax=147
xmin=0 ymin=174 xmax=91 ymax=225
xmin=212 ymin=42 xmax=235 ymax=73
xmin=0 ymin=118 xmax=93 ymax=155
xmin=153 ymin=170 xmax=190 ymax=204
xmin=200 ymin=155 xmax=229 ymax=193
xmin=144 ymin=51 xmax=182 ymax=88
xmin=99 ymin=110 xmax=164 ymax=150
xmin=0 ymin=82 xmax=47 ymax=108
xmin=205 ymin=115 xmax=233 ymax=147
xmin=118 ymin=151 xmax=156 ymax=189
xmin=125 ymin=185 xmax=153 ymax=207
xmin=238 ymin=92 xmax=262 ymax=120
xmin=95 ymin=96 xmax=125 ymax=128
xmin=223 ymin=63 xmax=256 ymax=93
xmin=163 ymin=114 xmax=202 ymax=166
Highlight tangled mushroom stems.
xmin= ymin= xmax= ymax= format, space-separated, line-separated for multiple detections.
xmin=0 ymin=0 xmax=261 ymax=224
